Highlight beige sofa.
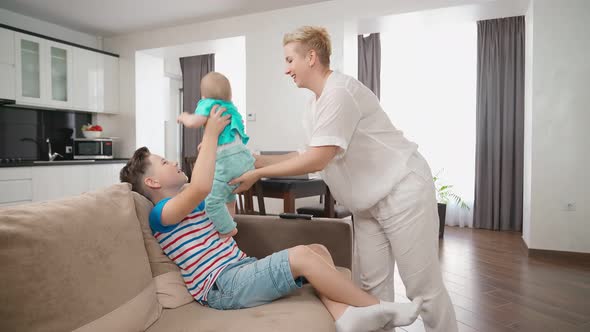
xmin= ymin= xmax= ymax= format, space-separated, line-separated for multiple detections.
xmin=0 ymin=183 xmax=353 ymax=332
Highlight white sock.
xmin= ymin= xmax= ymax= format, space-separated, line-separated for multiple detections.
xmin=335 ymin=303 xmax=389 ymax=332
xmin=335 ymin=297 xmax=422 ymax=332
xmin=382 ymin=297 xmax=424 ymax=329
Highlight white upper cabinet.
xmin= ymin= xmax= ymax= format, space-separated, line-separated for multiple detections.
xmin=46 ymin=40 xmax=73 ymax=108
xmin=5 ymin=28 xmax=118 ymax=113
xmin=0 ymin=28 xmax=15 ymax=64
xmin=72 ymin=47 xmax=99 ymax=112
xmin=0 ymin=28 xmax=16 ymax=100
xmin=15 ymin=33 xmax=45 ymax=105
xmin=15 ymin=34 xmax=73 ymax=108
xmin=98 ymin=54 xmax=119 ymax=114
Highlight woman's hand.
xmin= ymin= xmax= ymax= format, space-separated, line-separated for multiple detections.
xmin=253 ymin=154 xmax=263 ymax=169
xmin=204 ymin=105 xmax=230 ymax=137
xmin=229 ymin=169 xmax=261 ymax=193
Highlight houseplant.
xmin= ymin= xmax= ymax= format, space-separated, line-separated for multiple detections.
xmin=433 ymin=170 xmax=470 ymax=238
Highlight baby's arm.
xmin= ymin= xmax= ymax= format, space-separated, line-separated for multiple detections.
xmin=177 ymin=113 xmax=208 ymax=128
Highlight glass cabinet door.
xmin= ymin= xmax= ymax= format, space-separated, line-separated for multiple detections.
xmin=20 ymin=39 xmax=41 ymax=99
xmin=50 ymin=45 xmax=69 ymax=102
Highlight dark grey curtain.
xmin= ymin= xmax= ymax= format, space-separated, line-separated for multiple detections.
xmin=474 ymin=16 xmax=525 ymax=231
xmin=179 ymin=54 xmax=214 ymax=179
xmin=358 ymin=33 xmax=381 ymax=99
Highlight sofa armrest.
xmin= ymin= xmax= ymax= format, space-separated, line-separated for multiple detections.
xmin=234 ymin=215 xmax=353 ymax=269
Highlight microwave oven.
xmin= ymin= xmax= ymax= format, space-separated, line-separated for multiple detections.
xmin=72 ymin=138 xmax=114 ymax=159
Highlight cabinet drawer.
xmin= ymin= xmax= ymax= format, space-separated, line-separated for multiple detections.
xmin=0 ymin=167 xmax=32 ymax=180
xmin=0 ymin=179 xmax=33 ymax=203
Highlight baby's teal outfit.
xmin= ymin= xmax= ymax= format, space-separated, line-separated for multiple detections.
xmin=195 ymin=98 xmax=254 ymax=234
xmin=195 ymin=98 xmax=249 ymax=145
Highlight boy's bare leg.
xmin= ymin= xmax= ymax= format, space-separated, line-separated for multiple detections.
xmin=289 ymin=244 xmax=379 ymax=307
xmin=289 ymin=244 xmax=423 ymax=331
xmin=306 ymin=244 xmax=362 ymax=320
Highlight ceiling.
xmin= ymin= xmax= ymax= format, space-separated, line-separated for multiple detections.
xmin=0 ymin=0 xmax=330 ymax=37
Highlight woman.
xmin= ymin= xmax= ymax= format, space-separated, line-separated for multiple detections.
xmin=230 ymin=26 xmax=458 ymax=332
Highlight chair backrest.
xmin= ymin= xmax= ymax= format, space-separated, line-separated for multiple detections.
xmin=236 ymin=182 xmax=266 ymax=215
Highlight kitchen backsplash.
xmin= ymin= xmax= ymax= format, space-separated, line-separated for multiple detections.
xmin=0 ymin=106 xmax=91 ymax=160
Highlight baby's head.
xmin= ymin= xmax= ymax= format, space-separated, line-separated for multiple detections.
xmin=120 ymin=147 xmax=187 ymax=203
xmin=201 ymin=72 xmax=232 ymax=101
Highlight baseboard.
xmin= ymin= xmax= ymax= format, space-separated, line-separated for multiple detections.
xmin=527 ymin=248 xmax=590 ymax=264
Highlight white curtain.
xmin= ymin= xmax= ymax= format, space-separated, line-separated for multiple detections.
xmin=380 ymin=16 xmax=476 ymax=227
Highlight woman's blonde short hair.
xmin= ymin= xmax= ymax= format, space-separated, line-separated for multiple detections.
xmin=283 ymin=26 xmax=331 ymax=67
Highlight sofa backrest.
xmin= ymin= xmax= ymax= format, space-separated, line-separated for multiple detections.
xmin=0 ymin=183 xmax=161 ymax=332
xmin=132 ymin=191 xmax=195 ymax=309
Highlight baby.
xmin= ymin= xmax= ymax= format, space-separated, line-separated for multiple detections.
xmin=177 ymin=72 xmax=253 ymax=238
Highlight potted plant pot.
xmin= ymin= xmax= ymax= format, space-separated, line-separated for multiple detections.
xmin=437 ymin=203 xmax=446 ymax=239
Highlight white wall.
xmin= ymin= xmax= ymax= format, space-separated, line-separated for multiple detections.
xmin=135 ymin=52 xmax=167 ymax=156
xmin=524 ymin=0 xmax=590 ymax=253
xmin=156 ymin=37 xmax=247 ymax=122
xmin=0 ymin=8 xmax=100 ymax=49
xmin=165 ymin=78 xmax=181 ymax=163
xmin=358 ymin=0 xmax=529 ymax=33
xmin=522 ymin=0 xmax=534 ymax=247
xmin=100 ymin=0 xmax=488 ymax=159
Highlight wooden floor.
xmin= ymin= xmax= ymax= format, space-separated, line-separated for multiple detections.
xmin=393 ymin=226 xmax=590 ymax=332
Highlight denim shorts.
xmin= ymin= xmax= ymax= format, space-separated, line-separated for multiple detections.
xmin=205 ymin=249 xmax=304 ymax=310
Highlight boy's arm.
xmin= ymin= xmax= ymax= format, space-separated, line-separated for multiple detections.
xmin=161 ymin=106 xmax=230 ymax=226
xmin=177 ymin=113 xmax=208 ymax=128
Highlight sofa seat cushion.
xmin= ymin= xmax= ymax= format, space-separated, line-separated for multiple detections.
xmin=0 ymin=183 xmax=161 ymax=332
xmin=146 ymin=284 xmax=335 ymax=332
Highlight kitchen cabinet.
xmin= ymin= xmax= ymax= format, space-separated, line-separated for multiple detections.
xmin=0 ymin=27 xmax=15 ymax=101
xmin=99 ymin=53 xmax=119 ymax=113
xmin=32 ymin=163 xmax=124 ymax=202
xmin=32 ymin=165 xmax=88 ymax=202
xmin=15 ymin=33 xmax=73 ymax=108
xmin=87 ymin=163 xmax=123 ymax=191
xmin=2 ymin=27 xmax=118 ymax=113
xmin=0 ymin=167 xmax=32 ymax=206
xmin=15 ymin=33 xmax=44 ymax=105
xmin=0 ymin=163 xmax=125 ymax=205
xmin=74 ymin=51 xmax=119 ymax=114
xmin=46 ymin=40 xmax=73 ymax=108
xmin=72 ymin=47 xmax=99 ymax=112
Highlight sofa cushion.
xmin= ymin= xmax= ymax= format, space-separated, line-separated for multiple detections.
xmin=146 ymin=284 xmax=336 ymax=332
xmin=132 ymin=192 xmax=195 ymax=309
xmin=0 ymin=183 xmax=161 ymax=332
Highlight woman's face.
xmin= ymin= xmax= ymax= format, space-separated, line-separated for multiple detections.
xmin=284 ymin=42 xmax=311 ymax=88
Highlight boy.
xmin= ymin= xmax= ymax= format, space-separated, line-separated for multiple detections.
xmin=177 ymin=71 xmax=251 ymax=239
xmin=120 ymin=108 xmax=422 ymax=332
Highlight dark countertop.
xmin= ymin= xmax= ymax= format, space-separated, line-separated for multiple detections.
xmin=0 ymin=158 xmax=129 ymax=168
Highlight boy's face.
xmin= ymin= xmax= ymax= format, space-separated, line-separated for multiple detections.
xmin=144 ymin=154 xmax=187 ymax=190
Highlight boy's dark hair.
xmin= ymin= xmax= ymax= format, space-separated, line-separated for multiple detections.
xmin=120 ymin=147 xmax=152 ymax=198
